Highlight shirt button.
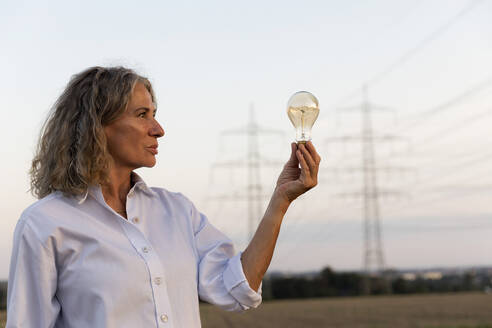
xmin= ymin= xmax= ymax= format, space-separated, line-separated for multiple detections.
xmin=142 ymin=246 xmax=150 ymax=253
xmin=154 ymin=277 xmax=162 ymax=285
xmin=132 ymin=217 xmax=140 ymax=224
xmin=160 ymin=314 xmax=168 ymax=323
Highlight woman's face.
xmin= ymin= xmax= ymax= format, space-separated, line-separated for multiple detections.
xmin=104 ymin=82 xmax=164 ymax=171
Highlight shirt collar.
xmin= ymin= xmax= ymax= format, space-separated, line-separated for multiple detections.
xmin=131 ymin=172 xmax=158 ymax=198
xmin=76 ymin=172 xmax=157 ymax=205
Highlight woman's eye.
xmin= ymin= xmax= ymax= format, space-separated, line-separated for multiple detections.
xmin=138 ymin=112 xmax=146 ymax=118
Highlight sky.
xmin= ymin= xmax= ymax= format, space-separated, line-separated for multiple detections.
xmin=0 ymin=0 xmax=491 ymax=279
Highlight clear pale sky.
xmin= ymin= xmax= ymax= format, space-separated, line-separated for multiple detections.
xmin=1 ymin=0 xmax=491 ymax=279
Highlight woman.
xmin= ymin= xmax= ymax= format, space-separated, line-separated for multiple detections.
xmin=6 ymin=66 xmax=320 ymax=327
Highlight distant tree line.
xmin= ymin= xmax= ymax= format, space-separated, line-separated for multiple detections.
xmin=261 ymin=267 xmax=492 ymax=300
xmin=0 ymin=281 xmax=6 ymax=310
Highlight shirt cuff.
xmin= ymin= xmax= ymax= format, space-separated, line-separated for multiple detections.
xmin=222 ymin=251 xmax=262 ymax=310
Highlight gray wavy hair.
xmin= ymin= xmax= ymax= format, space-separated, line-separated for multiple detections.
xmin=30 ymin=66 xmax=155 ymax=198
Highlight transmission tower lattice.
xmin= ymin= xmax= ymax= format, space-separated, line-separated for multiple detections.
xmin=327 ymin=85 xmax=410 ymax=293
xmin=209 ymin=105 xmax=284 ymax=242
xmin=360 ymin=85 xmax=386 ymax=279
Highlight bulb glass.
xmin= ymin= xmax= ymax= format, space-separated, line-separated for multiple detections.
xmin=287 ymin=91 xmax=319 ymax=143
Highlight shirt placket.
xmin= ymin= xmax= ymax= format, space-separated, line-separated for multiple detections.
xmin=118 ymin=192 xmax=175 ymax=328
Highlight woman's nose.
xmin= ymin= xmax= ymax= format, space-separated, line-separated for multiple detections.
xmin=150 ymin=119 xmax=165 ymax=138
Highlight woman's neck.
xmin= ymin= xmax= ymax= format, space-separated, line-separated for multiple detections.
xmin=101 ymin=166 xmax=134 ymax=218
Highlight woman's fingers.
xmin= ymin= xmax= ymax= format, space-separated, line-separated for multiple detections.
xmin=296 ymin=148 xmax=311 ymax=179
xmin=298 ymin=143 xmax=318 ymax=176
xmin=306 ymin=141 xmax=321 ymax=165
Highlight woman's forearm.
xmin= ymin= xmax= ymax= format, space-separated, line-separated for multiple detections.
xmin=240 ymin=191 xmax=291 ymax=291
xmin=241 ymin=142 xmax=321 ymax=292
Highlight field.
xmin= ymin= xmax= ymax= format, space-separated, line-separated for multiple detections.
xmin=200 ymin=293 xmax=492 ymax=328
xmin=1 ymin=292 xmax=491 ymax=327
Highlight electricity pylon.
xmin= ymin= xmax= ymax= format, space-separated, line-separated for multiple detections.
xmin=208 ymin=104 xmax=284 ymax=241
xmin=326 ymin=85 xmax=410 ymax=293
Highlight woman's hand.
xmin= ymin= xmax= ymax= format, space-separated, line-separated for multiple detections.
xmin=241 ymin=141 xmax=321 ymax=291
xmin=274 ymin=141 xmax=321 ymax=204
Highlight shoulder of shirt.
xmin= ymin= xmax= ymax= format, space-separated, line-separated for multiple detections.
xmin=13 ymin=192 xmax=69 ymax=245
xmin=149 ymin=187 xmax=206 ymax=232
xmin=149 ymin=187 xmax=194 ymax=206
xmin=18 ymin=191 xmax=69 ymax=225
xmin=149 ymin=187 xmax=204 ymax=222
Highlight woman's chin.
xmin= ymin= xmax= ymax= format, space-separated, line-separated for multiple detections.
xmin=144 ymin=158 xmax=157 ymax=168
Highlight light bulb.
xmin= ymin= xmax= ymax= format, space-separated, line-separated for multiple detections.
xmin=287 ymin=91 xmax=319 ymax=143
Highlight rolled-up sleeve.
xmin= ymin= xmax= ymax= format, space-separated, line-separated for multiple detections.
xmin=192 ymin=205 xmax=262 ymax=312
xmin=6 ymin=218 xmax=60 ymax=328
xmin=223 ymin=252 xmax=263 ymax=309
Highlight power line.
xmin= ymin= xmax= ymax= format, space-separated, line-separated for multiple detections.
xmin=366 ymin=0 xmax=486 ymax=87
xmin=384 ymin=76 xmax=492 ymax=135
xmin=381 ymin=0 xmax=424 ymax=32
xmin=413 ymin=107 xmax=492 ymax=147
xmin=326 ymin=0 xmax=485 ymax=112
xmin=329 ymin=78 xmax=492 ymax=170
xmin=365 ymin=102 xmax=492 ymax=166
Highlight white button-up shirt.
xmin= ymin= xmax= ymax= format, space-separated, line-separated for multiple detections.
xmin=6 ymin=174 xmax=262 ymax=328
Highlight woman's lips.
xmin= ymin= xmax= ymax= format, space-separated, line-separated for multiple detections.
xmin=147 ymin=146 xmax=158 ymax=155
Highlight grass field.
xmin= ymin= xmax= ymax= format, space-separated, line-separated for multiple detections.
xmin=200 ymin=292 xmax=492 ymax=328
xmin=1 ymin=292 xmax=491 ymax=327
